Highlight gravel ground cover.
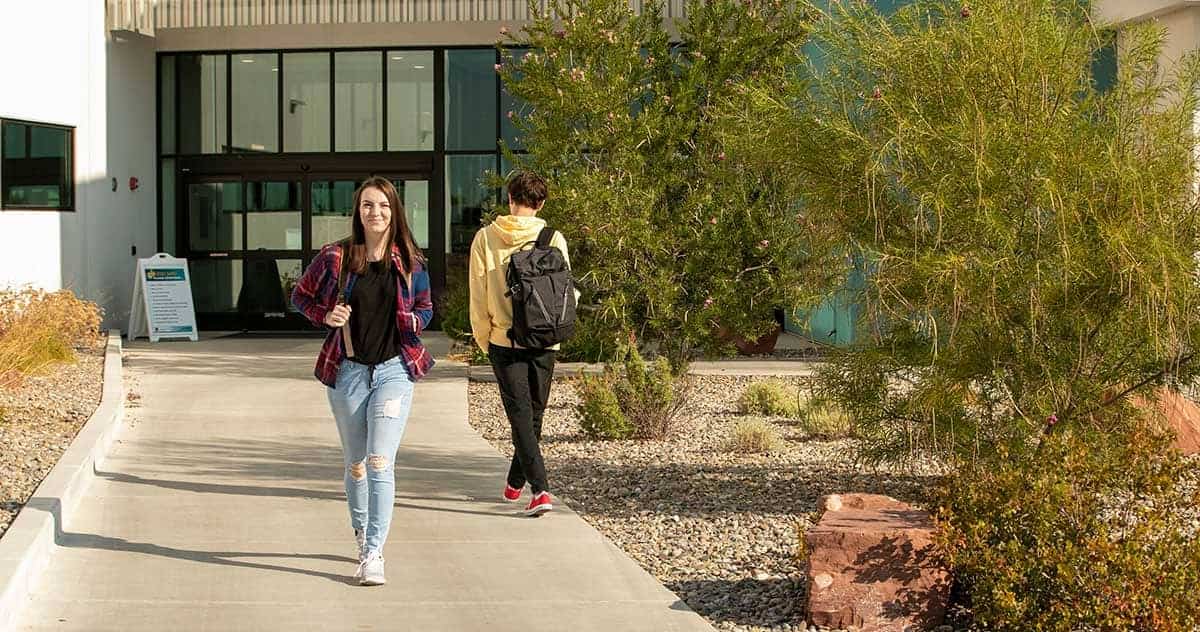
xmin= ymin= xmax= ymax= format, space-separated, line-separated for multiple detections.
xmin=0 ymin=339 xmax=105 ymax=538
xmin=468 ymin=374 xmax=945 ymax=632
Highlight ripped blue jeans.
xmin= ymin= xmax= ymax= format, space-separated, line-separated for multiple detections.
xmin=327 ymin=356 xmax=415 ymax=555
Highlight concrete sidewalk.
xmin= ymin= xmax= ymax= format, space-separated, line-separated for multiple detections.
xmin=12 ymin=336 xmax=713 ymax=631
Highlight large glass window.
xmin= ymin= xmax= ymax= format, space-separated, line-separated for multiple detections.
xmin=187 ymin=181 xmax=243 ymax=251
xmin=246 ymin=181 xmax=302 ymax=250
xmin=394 ymin=178 xmax=430 ymax=249
xmin=310 ymin=179 xmax=357 ymax=248
xmin=335 ymin=52 xmax=383 ymax=152
xmin=1 ymin=120 xmax=74 ymax=210
xmin=445 ymin=50 xmax=498 ymax=151
xmin=446 ymin=154 xmax=497 ymax=254
xmin=190 ymin=259 xmax=242 ymax=313
xmin=160 ymin=56 xmax=176 ymax=154
xmin=161 ymin=159 xmax=176 ymax=254
xmin=284 ymin=53 xmax=331 ymax=152
xmin=232 ymin=53 xmax=279 ymax=153
xmin=178 ymin=54 xmax=228 ymax=154
xmin=387 ymin=51 xmax=435 ymax=151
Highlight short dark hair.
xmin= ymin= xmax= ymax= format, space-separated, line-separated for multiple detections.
xmin=507 ymin=171 xmax=548 ymax=209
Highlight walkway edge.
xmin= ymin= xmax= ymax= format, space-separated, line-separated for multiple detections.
xmin=0 ymin=331 xmax=124 ymax=631
xmin=468 ymin=360 xmax=817 ymax=382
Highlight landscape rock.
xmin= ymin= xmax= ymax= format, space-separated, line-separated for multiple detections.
xmin=805 ymin=493 xmax=949 ymax=632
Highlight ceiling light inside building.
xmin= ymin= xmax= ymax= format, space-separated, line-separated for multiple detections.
xmin=240 ymin=58 xmax=255 ymax=63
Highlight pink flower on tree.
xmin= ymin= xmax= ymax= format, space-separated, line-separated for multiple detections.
xmin=704 ymin=297 xmax=715 ymax=308
xmin=506 ymin=110 xmax=515 ymax=120
xmin=500 ymin=26 xmax=510 ymax=35
xmin=717 ymin=151 xmax=727 ymax=161
xmin=960 ymin=6 xmax=971 ymax=18
xmin=709 ymin=217 xmax=718 ymax=225
xmin=494 ymin=63 xmax=503 ymax=72
xmin=758 ymin=239 xmax=770 ymax=248
xmin=872 ymin=87 xmax=882 ymax=99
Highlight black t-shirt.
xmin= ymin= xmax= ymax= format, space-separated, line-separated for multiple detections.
xmin=347 ymin=260 xmax=402 ymax=365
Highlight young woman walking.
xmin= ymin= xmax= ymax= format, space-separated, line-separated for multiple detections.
xmin=292 ymin=176 xmax=434 ymax=585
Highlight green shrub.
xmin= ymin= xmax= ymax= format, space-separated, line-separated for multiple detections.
xmin=498 ymin=0 xmax=835 ymax=360
xmin=798 ymin=399 xmax=854 ymax=439
xmin=437 ymin=272 xmax=472 ymax=343
xmin=728 ymin=417 xmax=781 ymax=454
xmin=738 ymin=380 xmax=802 ymax=417
xmin=577 ymin=373 xmax=633 ymax=439
xmin=559 ymin=312 xmax=620 ymax=363
xmin=574 ymin=346 xmax=692 ymax=440
xmin=936 ymin=428 xmax=1200 ymax=631
xmin=612 ymin=346 xmax=692 ymax=439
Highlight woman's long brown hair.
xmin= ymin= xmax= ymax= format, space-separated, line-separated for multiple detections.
xmin=346 ymin=176 xmax=424 ymax=284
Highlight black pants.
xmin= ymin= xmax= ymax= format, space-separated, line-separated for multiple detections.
xmin=488 ymin=344 xmax=555 ymax=495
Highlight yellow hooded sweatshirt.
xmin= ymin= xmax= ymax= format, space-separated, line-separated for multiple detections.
xmin=468 ymin=214 xmax=571 ymax=351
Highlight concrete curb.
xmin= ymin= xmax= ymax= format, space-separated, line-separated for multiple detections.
xmin=0 ymin=331 xmax=124 ymax=631
xmin=468 ymin=360 xmax=818 ymax=382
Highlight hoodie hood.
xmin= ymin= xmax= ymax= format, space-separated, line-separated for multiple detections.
xmin=490 ymin=214 xmax=547 ymax=246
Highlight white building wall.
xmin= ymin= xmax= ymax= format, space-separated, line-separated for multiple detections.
xmin=0 ymin=1 xmax=156 ymax=331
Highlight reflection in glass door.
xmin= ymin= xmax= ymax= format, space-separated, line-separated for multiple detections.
xmin=183 ymin=176 xmax=308 ymax=329
xmin=309 ymin=176 xmax=429 ymax=254
xmin=179 ymin=164 xmax=437 ymax=332
xmin=244 ymin=180 xmax=303 ymax=318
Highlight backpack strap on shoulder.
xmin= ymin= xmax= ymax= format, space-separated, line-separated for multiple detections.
xmin=535 ymin=226 xmax=555 ymax=249
xmin=335 ymin=240 xmax=356 ymax=358
xmin=336 ymin=241 xmax=352 ymax=300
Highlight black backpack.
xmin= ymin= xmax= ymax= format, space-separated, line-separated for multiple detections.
xmin=505 ymin=227 xmax=577 ymax=349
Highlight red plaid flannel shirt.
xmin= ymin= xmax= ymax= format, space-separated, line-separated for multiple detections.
xmin=291 ymin=243 xmax=434 ymax=387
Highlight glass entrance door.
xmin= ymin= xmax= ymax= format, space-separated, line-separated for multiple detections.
xmin=181 ymin=166 xmax=434 ymax=332
xmin=184 ymin=175 xmax=308 ymax=330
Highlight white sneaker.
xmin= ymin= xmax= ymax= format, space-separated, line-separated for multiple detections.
xmin=358 ymin=550 xmax=386 ymax=586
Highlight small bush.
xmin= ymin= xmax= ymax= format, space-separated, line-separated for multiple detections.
xmin=574 ymin=346 xmax=692 ymax=440
xmin=728 ymin=417 xmax=782 ymax=454
xmin=0 ymin=288 xmax=102 ymax=389
xmin=437 ymin=272 xmax=472 ymax=343
xmin=936 ymin=427 xmax=1200 ymax=631
xmin=799 ymin=399 xmax=854 ymax=439
xmin=613 ymin=346 xmax=692 ymax=439
xmin=577 ymin=373 xmax=634 ymax=439
xmin=559 ymin=312 xmax=619 ymax=363
xmin=739 ymin=380 xmax=803 ymax=417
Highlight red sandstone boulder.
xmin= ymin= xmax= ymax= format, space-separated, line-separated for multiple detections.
xmin=1131 ymin=388 xmax=1200 ymax=456
xmin=804 ymin=493 xmax=950 ymax=632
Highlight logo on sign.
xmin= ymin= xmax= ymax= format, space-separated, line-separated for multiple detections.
xmin=145 ymin=268 xmax=186 ymax=282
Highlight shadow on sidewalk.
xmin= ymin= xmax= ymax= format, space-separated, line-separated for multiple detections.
xmin=20 ymin=497 xmax=360 ymax=585
xmin=60 ymin=530 xmax=362 ymax=585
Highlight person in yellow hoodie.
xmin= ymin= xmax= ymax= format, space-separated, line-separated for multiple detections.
xmin=469 ymin=171 xmax=570 ymax=517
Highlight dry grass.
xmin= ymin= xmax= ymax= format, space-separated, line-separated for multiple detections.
xmin=0 ymin=288 xmax=102 ymax=389
xmin=728 ymin=417 xmax=782 ymax=454
xmin=738 ymin=380 xmax=804 ymax=417
xmin=799 ymin=400 xmax=854 ymax=439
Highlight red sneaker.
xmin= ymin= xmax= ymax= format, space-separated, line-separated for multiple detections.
xmin=503 ymin=484 xmax=523 ymax=503
xmin=524 ymin=492 xmax=553 ymax=517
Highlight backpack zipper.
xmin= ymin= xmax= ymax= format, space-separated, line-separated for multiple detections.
xmin=529 ymin=285 xmax=554 ymax=326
